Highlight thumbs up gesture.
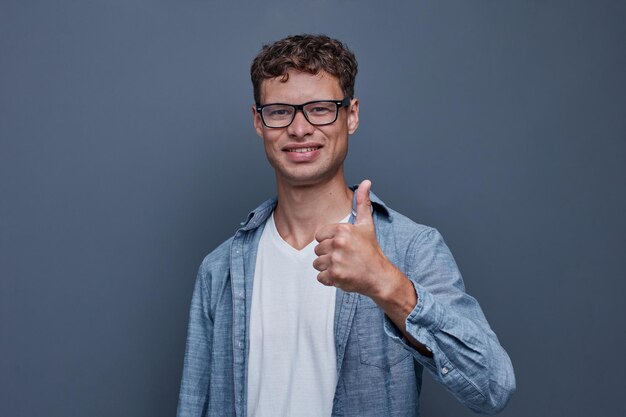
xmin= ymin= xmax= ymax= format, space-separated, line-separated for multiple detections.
xmin=313 ymin=180 xmax=394 ymax=297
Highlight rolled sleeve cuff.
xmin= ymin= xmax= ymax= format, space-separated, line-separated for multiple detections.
xmin=383 ymin=281 xmax=445 ymax=371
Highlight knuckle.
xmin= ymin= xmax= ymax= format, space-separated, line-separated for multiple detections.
xmin=328 ymin=265 xmax=344 ymax=280
xmin=334 ymin=236 xmax=347 ymax=248
xmin=338 ymin=224 xmax=351 ymax=233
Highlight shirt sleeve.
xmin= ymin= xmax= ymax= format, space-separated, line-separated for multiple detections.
xmin=177 ymin=267 xmax=213 ymax=417
xmin=383 ymin=228 xmax=516 ymax=414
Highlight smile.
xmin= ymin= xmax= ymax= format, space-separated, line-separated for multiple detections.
xmin=286 ymin=147 xmax=321 ymax=153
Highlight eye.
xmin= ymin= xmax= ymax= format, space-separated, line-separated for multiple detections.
xmin=269 ymin=109 xmax=290 ymax=116
xmin=264 ymin=106 xmax=293 ymax=119
xmin=307 ymin=103 xmax=335 ymax=115
xmin=309 ymin=106 xmax=331 ymax=114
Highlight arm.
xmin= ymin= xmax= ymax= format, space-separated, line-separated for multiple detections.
xmin=368 ymin=262 xmax=432 ymax=357
xmin=379 ymin=228 xmax=516 ymax=414
xmin=177 ymin=268 xmax=213 ymax=417
xmin=314 ymin=180 xmax=515 ymax=414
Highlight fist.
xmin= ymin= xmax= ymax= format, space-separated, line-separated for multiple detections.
xmin=313 ymin=180 xmax=391 ymax=297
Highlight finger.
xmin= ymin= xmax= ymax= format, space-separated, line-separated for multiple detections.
xmin=315 ymin=223 xmax=340 ymax=242
xmin=314 ymin=239 xmax=333 ymax=256
xmin=316 ymin=271 xmax=334 ymax=287
xmin=313 ymin=255 xmax=331 ymax=272
xmin=355 ymin=179 xmax=373 ymax=226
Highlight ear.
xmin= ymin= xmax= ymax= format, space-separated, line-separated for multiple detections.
xmin=252 ymin=105 xmax=264 ymax=138
xmin=347 ymin=98 xmax=360 ymax=135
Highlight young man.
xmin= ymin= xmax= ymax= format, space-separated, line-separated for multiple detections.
xmin=177 ymin=34 xmax=515 ymax=417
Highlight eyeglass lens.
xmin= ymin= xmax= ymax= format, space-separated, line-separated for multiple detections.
xmin=261 ymin=101 xmax=339 ymax=127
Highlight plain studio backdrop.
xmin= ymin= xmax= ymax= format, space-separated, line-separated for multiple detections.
xmin=1 ymin=1 xmax=624 ymax=416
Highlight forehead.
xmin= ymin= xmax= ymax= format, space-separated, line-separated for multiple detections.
xmin=260 ymin=70 xmax=343 ymax=104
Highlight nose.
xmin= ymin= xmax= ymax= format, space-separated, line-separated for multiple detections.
xmin=287 ymin=109 xmax=315 ymax=138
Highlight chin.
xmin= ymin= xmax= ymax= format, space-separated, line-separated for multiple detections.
xmin=278 ymin=167 xmax=345 ymax=189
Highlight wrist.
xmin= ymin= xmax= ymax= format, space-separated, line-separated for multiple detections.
xmin=371 ymin=262 xmax=413 ymax=308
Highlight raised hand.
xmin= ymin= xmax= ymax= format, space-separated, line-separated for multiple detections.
xmin=313 ymin=179 xmax=428 ymax=354
xmin=313 ymin=180 xmax=393 ymax=297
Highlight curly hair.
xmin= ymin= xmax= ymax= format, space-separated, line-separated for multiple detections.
xmin=250 ymin=34 xmax=358 ymax=104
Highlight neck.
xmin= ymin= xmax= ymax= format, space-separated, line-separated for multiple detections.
xmin=273 ymin=175 xmax=353 ymax=250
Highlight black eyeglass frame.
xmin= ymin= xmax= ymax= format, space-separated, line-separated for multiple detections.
xmin=255 ymin=97 xmax=352 ymax=128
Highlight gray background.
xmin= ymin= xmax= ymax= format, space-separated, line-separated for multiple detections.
xmin=1 ymin=0 xmax=624 ymax=416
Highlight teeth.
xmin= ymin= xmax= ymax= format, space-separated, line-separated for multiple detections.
xmin=288 ymin=147 xmax=318 ymax=153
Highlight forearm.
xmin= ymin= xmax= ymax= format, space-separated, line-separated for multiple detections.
xmin=381 ymin=278 xmax=516 ymax=414
xmin=369 ymin=230 xmax=515 ymax=413
xmin=370 ymin=265 xmax=433 ymax=358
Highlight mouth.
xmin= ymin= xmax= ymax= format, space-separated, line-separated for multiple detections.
xmin=282 ymin=144 xmax=323 ymax=162
xmin=285 ymin=146 xmax=322 ymax=153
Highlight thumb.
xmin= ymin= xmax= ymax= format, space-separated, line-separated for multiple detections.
xmin=355 ymin=179 xmax=373 ymax=226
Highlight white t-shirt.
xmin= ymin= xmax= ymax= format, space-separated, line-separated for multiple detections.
xmin=247 ymin=212 xmax=349 ymax=417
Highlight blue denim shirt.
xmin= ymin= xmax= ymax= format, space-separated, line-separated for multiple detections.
xmin=177 ymin=189 xmax=515 ymax=417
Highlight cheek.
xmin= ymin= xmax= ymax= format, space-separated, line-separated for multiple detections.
xmin=325 ymin=128 xmax=349 ymax=150
xmin=262 ymin=132 xmax=284 ymax=155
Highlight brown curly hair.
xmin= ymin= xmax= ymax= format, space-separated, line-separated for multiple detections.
xmin=250 ymin=34 xmax=358 ymax=105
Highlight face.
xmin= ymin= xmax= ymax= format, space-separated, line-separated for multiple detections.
xmin=253 ymin=70 xmax=359 ymax=188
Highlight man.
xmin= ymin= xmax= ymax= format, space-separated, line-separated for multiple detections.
xmin=177 ymin=34 xmax=515 ymax=417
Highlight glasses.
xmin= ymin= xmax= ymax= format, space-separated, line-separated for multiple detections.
xmin=256 ymin=97 xmax=351 ymax=128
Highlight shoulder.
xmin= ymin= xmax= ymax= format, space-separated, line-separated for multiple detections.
xmin=375 ymin=204 xmax=454 ymax=269
xmin=379 ymin=204 xmax=440 ymax=244
xmin=380 ymin=205 xmax=465 ymax=290
xmin=197 ymin=236 xmax=233 ymax=278
xmin=368 ymin=189 xmax=439 ymax=244
xmin=196 ymin=195 xmax=276 ymax=277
